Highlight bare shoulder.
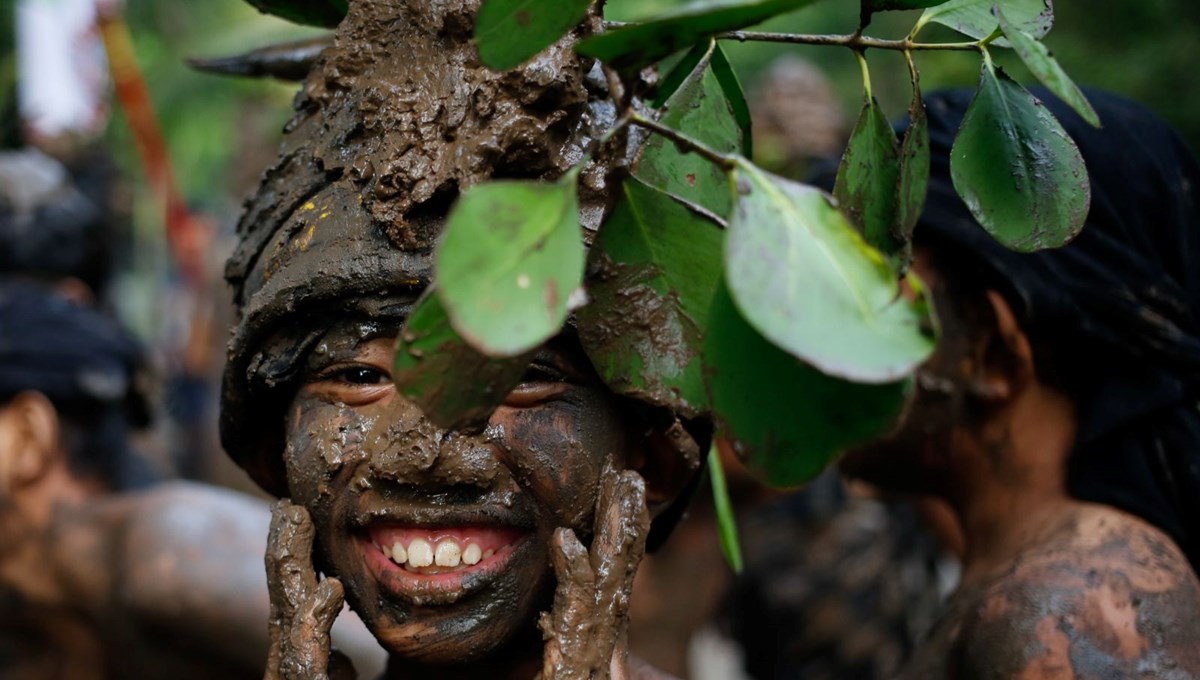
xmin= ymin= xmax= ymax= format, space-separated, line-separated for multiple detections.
xmin=113 ymin=482 xmax=272 ymax=622
xmin=954 ymin=508 xmax=1200 ymax=679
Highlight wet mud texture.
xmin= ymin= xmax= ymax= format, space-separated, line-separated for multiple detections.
xmin=222 ymin=0 xmax=620 ymax=495
xmin=902 ymin=508 xmax=1200 ymax=679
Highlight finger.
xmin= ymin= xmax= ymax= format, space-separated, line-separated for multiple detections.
xmin=592 ymin=471 xmax=648 ymax=602
xmin=307 ymin=577 xmax=346 ymax=639
xmin=267 ymin=499 xmax=319 ymax=621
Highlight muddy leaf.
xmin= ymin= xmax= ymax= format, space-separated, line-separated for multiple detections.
xmin=896 ymin=72 xmax=930 ymax=253
xmin=705 ymin=283 xmax=910 ymax=487
xmin=576 ymin=0 xmax=820 ymax=72
xmin=245 ymin=0 xmax=347 ymax=27
xmin=920 ymin=0 xmax=1052 ymax=44
xmin=394 ymin=291 xmax=533 ymax=429
xmin=635 ymin=42 xmax=743 ymax=218
xmin=834 ymin=97 xmax=902 ymax=255
xmin=578 ymin=177 xmax=722 ymax=417
xmin=950 ymin=64 xmax=1089 ymax=251
xmin=996 ymin=8 xmax=1099 ymax=127
xmin=437 ymin=175 xmax=585 ymax=357
xmin=725 ymin=161 xmax=935 ymax=382
xmin=475 ymin=0 xmax=593 ymax=70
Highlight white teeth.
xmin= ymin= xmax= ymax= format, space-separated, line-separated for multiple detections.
xmin=483 ymin=548 xmax=495 ymax=559
xmin=435 ymin=540 xmax=462 ymax=567
xmin=391 ymin=542 xmax=407 ymax=564
xmin=407 ymin=538 xmax=433 ymax=567
xmin=462 ymin=543 xmax=482 ymax=566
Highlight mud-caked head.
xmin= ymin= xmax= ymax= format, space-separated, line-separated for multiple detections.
xmin=221 ymin=0 xmax=700 ymax=662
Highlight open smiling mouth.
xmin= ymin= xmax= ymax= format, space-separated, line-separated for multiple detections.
xmin=358 ymin=523 xmax=531 ymax=605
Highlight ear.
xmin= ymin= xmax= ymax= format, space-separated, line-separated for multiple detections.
xmin=628 ymin=416 xmax=703 ymax=517
xmin=0 ymin=392 xmax=62 ymax=494
xmin=968 ymin=290 xmax=1036 ymax=404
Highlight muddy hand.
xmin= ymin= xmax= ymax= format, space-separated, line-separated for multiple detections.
xmin=265 ymin=500 xmax=357 ymax=680
xmin=539 ymin=467 xmax=649 ymax=680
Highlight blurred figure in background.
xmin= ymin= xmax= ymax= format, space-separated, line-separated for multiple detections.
xmin=840 ymin=89 xmax=1200 ymax=677
xmin=0 ymin=279 xmax=386 ymax=679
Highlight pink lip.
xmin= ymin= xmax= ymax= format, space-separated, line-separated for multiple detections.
xmin=358 ymin=532 xmax=527 ymax=606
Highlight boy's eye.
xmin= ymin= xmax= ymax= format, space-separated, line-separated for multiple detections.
xmin=330 ymin=366 xmax=389 ymax=385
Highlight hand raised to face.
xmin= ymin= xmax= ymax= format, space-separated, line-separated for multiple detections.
xmin=539 ymin=466 xmax=649 ymax=680
xmin=265 ymin=500 xmax=357 ymax=680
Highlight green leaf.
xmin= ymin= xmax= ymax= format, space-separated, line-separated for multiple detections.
xmin=393 ymin=291 xmax=534 ymax=429
xmin=865 ymin=0 xmax=950 ymax=12
xmin=834 ymin=97 xmax=902 ymax=255
xmin=635 ymin=42 xmax=744 ymax=218
xmin=576 ymin=0 xmax=820 ymax=72
xmin=919 ymin=0 xmax=1052 ymax=43
xmin=950 ymin=64 xmax=1090 ymax=251
xmin=896 ymin=71 xmax=930 ymax=249
xmin=437 ymin=175 xmax=585 ymax=357
xmin=705 ymin=283 xmax=910 ymax=487
xmin=245 ymin=0 xmax=348 ymax=27
xmin=725 ymin=162 xmax=935 ymax=382
xmin=708 ymin=444 xmax=743 ymax=573
xmin=578 ymin=178 xmax=722 ymax=417
xmin=475 ymin=0 xmax=593 ymax=70
xmin=710 ymin=44 xmax=754 ymax=158
xmin=996 ymin=8 xmax=1100 ymax=127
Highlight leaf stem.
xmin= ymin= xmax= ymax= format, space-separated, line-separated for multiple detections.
xmin=856 ymin=50 xmax=873 ymax=100
xmin=629 ymin=114 xmax=737 ymax=171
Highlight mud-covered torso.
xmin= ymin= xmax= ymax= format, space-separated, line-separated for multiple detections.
xmin=902 ymin=506 xmax=1200 ymax=680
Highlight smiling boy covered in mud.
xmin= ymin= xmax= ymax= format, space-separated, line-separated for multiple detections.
xmin=218 ymin=1 xmax=701 ymax=678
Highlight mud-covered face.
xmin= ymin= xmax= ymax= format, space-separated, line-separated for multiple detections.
xmin=283 ymin=319 xmax=629 ymax=662
xmin=838 ymin=248 xmax=986 ymax=494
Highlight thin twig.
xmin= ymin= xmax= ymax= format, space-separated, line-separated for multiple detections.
xmin=599 ymin=21 xmax=981 ymax=52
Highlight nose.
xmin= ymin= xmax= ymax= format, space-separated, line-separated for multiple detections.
xmin=366 ymin=400 xmax=501 ymax=487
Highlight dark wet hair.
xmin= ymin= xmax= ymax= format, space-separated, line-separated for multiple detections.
xmin=0 ymin=280 xmax=157 ymax=490
xmin=912 ymin=88 xmax=1200 ymax=572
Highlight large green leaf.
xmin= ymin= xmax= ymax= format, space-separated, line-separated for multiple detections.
xmin=919 ymin=0 xmax=1052 ymax=43
xmin=834 ymin=97 xmax=902 ymax=255
xmin=996 ymin=8 xmax=1099 ymax=127
xmin=578 ymin=178 xmax=722 ymax=417
xmin=393 ymin=291 xmax=533 ymax=429
xmin=475 ymin=0 xmax=593 ymax=70
xmin=576 ymin=0 xmax=819 ymax=72
xmin=437 ymin=175 xmax=585 ymax=357
xmin=705 ymin=283 xmax=910 ymax=487
xmin=950 ymin=65 xmax=1089 ymax=251
xmin=896 ymin=71 xmax=930 ymax=251
xmin=635 ymin=42 xmax=744 ymax=218
xmin=245 ymin=0 xmax=347 ymax=27
xmin=725 ymin=161 xmax=935 ymax=383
